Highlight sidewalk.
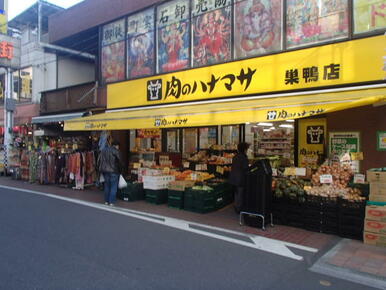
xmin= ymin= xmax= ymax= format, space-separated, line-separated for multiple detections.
xmin=1 ymin=177 xmax=386 ymax=288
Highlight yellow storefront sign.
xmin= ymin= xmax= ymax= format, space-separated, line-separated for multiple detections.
xmin=108 ymin=36 xmax=385 ymax=109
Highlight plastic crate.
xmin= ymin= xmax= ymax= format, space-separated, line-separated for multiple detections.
xmin=145 ymin=189 xmax=168 ymax=204
xmin=338 ymin=198 xmax=366 ymax=217
xmin=339 ymin=224 xmax=363 ymax=240
xmin=119 ymin=183 xmax=145 ymax=201
xmin=168 ymin=196 xmax=184 ymax=209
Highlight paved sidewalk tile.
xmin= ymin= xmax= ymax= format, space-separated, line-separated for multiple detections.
xmin=0 ymin=177 xmax=334 ymax=251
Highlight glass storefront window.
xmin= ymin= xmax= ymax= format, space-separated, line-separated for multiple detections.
xmin=234 ymin=0 xmax=282 ymax=59
xmin=166 ymin=129 xmax=180 ymax=152
xmin=199 ymin=127 xmax=217 ymax=149
xmin=354 ymin=0 xmax=386 ymax=34
xmin=183 ymin=128 xmax=197 ymax=153
xmin=286 ymin=0 xmax=348 ymax=48
xmin=12 ymin=70 xmax=19 ymax=100
xmin=19 ymin=67 xmax=33 ymax=101
xmin=221 ymin=125 xmax=239 ymax=150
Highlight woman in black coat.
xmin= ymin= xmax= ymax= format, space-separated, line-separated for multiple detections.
xmin=228 ymin=142 xmax=250 ymax=213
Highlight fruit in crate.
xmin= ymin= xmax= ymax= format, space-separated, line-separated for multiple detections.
xmin=273 ymin=177 xmax=306 ymax=202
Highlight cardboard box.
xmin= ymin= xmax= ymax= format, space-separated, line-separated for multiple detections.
xmin=168 ymin=180 xmax=195 ymax=191
xmin=366 ymin=205 xmax=386 ymax=222
xmin=367 ymin=171 xmax=386 ymax=183
xmin=370 ymin=182 xmax=386 ymax=196
xmin=143 ymin=175 xmax=175 ymax=190
xmin=364 ymin=219 xmax=386 ymax=234
xmin=364 ymin=231 xmax=386 ymax=247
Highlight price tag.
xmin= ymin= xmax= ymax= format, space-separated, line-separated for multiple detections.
xmin=284 ymin=167 xmax=296 ymax=176
xmin=73 ymin=144 xmax=78 ymax=150
xmin=28 ymin=145 xmax=32 ymax=151
xmin=216 ymin=166 xmax=224 ymax=174
xmin=163 ymin=167 xmax=170 ymax=174
xmin=61 ymin=148 xmax=65 ymax=154
xmin=133 ymin=163 xmax=140 ymax=169
xmin=295 ymin=168 xmax=306 ymax=177
xmin=354 ymin=174 xmax=365 ymax=184
xmin=272 ymin=168 xmax=278 ymax=177
xmin=351 ymin=152 xmax=363 ymax=161
xmin=320 ymin=174 xmax=333 ymax=184
xmin=183 ymin=162 xmax=190 ymax=168
xmin=191 ymin=173 xmax=198 ymax=180
xmin=195 ymin=164 xmax=200 ymax=171
xmin=201 ymin=164 xmax=207 ymax=171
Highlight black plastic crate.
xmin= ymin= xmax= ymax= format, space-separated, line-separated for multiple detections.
xmin=339 ymin=215 xmax=364 ymax=228
xmin=339 ymin=224 xmax=363 ymax=240
xmin=119 ymin=183 xmax=145 ymax=201
xmin=168 ymin=196 xmax=184 ymax=209
xmin=339 ymin=198 xmax=366 ymax=211
xmin=145 ymin=189 xmax=168 ymax=204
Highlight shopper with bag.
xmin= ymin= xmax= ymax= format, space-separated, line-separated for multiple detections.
xmin=97 ymin=140 xmax=124 ymax=206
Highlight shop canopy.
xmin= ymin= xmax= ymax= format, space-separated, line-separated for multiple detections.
xmin=32 ymin=112 xmax=86 ymax=124
xmin=64 ymin=86 xmax=386 ymax=131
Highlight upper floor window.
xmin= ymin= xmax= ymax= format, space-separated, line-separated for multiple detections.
xmin=234 ymin=0 xmax=283 ymax=59
xmin=157 ymin=0 xmax=191 ymax=73
xmin=101 ymin=19 xmax=126 ymax=83
xmin=286 ymin=0 xmax=349 ymax=48
xmin=354 ymin=0 xmax=386 ymax=34
xmin=127 ymin=8 xmax=155 ymax=79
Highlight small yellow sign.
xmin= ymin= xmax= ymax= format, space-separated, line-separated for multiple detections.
xmin=351 ymin=152 xmax=364 ymax=161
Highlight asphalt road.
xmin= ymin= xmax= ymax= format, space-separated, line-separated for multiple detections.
xmin=0 ymin=187 xmax=375 ymax=290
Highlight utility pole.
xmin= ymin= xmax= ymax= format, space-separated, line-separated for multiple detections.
xmin=4 ymin=67 xmax=13 ymax=173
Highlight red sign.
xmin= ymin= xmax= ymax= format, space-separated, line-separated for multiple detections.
xmin=0 ymin=41 xmax=13 ymax=60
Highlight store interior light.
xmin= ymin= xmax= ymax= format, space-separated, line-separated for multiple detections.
xmin=286 ymin=119 xmax=295 ymax=122
xmin=257 ymin=122 xmax=273 ymax=126
xmin=279 ymin=124 xmax=294 ymax=128
xmin=246 ymin=122 xmax=250 ymax=125
xmin=263 ymin=129 xmax=271 ymax=132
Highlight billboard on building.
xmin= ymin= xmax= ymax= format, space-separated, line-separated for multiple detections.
xmin=0 ymin=34 xmax=20 ymax=69
xmin=0 ymin=0 xmax=7 ymax=35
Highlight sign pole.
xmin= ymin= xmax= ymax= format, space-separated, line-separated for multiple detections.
xmin=4 ymin=67 xmax=13 ymax=173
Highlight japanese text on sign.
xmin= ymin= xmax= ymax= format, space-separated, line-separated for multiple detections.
xmin=157 ymin=0 xmax=190 ymax=27
xmin=285 ymin=63 xmax=341 ymax=85
xmin=266 ymin=108 xmax=326 ymax=121
xmin=154 ymin=117 xmax=188 ymax=127
xmin=127 ymin=8 xmax=154 ymax=35
xmin=102 ymin=19 xmax=125 ymax=46
xmin=84 ymin=122 xmax=108 ymax=130
xmin=0 ymin=41 xmax=13 ymax=60
xmin=193 ymin=0 xmax=231 ymax=16
xmin=164 ymin=67 xmax=256 ymax=100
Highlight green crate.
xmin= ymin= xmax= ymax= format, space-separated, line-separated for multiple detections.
xmin=119 ymin=182 xmax=145 ymax=201
xmin=168 ymin=189 xmax=185 ymax=209
xmin=184 ymin=188 xmax=218 ymax=213
xmin=145 ymin=189 xmax=168 ymax=204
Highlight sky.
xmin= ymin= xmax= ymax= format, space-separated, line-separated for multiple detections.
xmin=8 ymin=0 xmax=84 ymax=20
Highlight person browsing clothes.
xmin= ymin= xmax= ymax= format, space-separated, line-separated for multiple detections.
xmin=228 ymin=142 xmax=250 ymax=213
xmin=98 ymin=140 xmax=122 ymax=206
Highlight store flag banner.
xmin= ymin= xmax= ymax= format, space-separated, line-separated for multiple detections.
xmin=234 ymin=0 xmax=282 ymax=59
xmin=377 ymin=131 xmax=386 ymax=151
xmin=298 ymin=118 xmax=326 ymax=169
xmin=329 ymin=132 xmax=361 ymax=172
xmin=157 ymin=0 xmax=190 ymax=73
xmin=192 ymin=0 xmax=231 ymax=67
xmin=286 ymin=0 xmax=348 ymax=48
xmin=354 ymin=0 xmax=386 ymax=34
xmin=107 ymin=35 xmax=385 ymax=109
xmin=127 ymin=8 xmax=155 ymax=79
xmin=0 ymin=35 xmax=20 ymax=69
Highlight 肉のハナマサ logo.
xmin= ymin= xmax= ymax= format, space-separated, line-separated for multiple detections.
xmin=307 ymin=126 xmax=324 ymax=144
xmin=147 ymin=79 xmax=162 ymax=101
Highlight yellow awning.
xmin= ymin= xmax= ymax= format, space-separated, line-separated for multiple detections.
xmin=64 ymin=87 xmax=386 ymax=131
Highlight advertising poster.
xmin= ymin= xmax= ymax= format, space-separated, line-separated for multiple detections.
xmin=354 ymin=0 xmax=386 ymax=34
xmin=127 ymin=8 xmax=155 ymax=78
xmin=234 ymin=0 xmax=282 ymax=59
xmin=329 ymin=132 xmax=361 ymax=172
xmin=377 ymin=131 xmax=386 ymax=151
xmin=286 ymin=0 xmax=348 ymax=48
xmin=157 ymin=0 xmax=190 ymax=73
xmin=298 ymin=118 xmax=326 ymax=169
xmin=101 ymin=41 xmax=125 ymax=83
xmin=192 ymin=0 xmax=231 ymax=67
